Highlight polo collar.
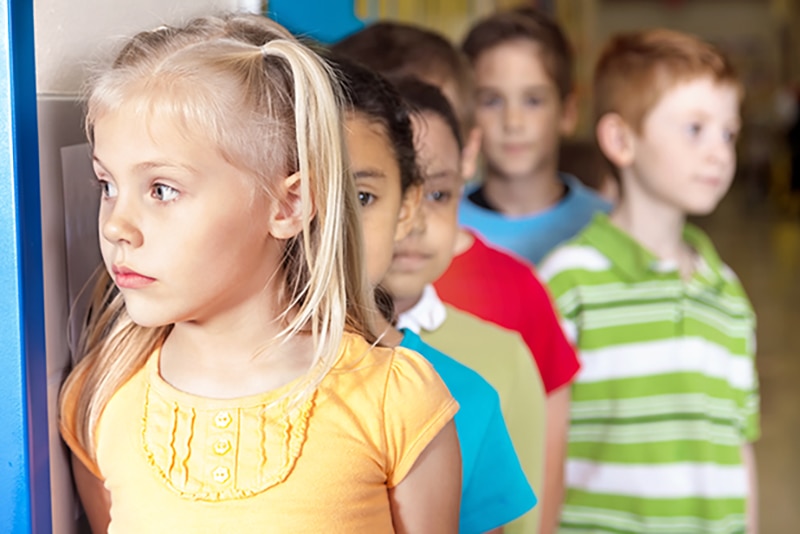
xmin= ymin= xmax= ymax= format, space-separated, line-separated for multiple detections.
xmin=583 ymin=213 xmax=726 ymax=289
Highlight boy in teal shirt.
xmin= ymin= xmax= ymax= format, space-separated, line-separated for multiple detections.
xmin=540 ymin=29 xmax=759 ymax=533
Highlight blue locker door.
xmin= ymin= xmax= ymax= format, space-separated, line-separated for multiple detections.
xmin=0 ymin=0 xmax=52 ymax=532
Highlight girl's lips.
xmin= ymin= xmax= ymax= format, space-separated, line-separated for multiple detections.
xmin=112 ymin=266 xmax=155 ymax=289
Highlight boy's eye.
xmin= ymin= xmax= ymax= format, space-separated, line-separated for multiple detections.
xmin=524 ymin=96 xmax=543 ymax=107
xmin=723 ymin=128 xmax=739 ymax=144
xmin=686 ymin=122 xmax=703 ymax=137
xmin=99 ymin=180 xmax=118 ymax=199
xmin=358 ymin=191 xmax=376 ymax=207
xmin=479 ymin=95 xmax=502 ymax=108
xmin=152 ymin=183 xmax=180 ymax=202
xmin=426 ymin=190 xmax=452 ymax=203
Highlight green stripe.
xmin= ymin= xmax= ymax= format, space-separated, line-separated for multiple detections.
xmin=568 ymin=439 xmax=743 ymax=464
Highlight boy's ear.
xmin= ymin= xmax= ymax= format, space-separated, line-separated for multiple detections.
xmin=268 ymin=171 xmax=312 ymax=240
xmin=559 ymin=92 xmax=579 ymax=135
xmin=596 ymin=113 xmax=635 ymax=169
xmin=461 ymin=126 xmax=482 ymax=181
xmin=395 ymin=184 xmax=423 ymax=242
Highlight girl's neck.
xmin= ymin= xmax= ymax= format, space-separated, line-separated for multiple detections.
xmin=484 ymin=162 xmax=563 ymax=217
xmin=372 ymin=309 xmax=403 ymax=348
xmin=159 ymin=298 xmax=315 ymax=399
xmin=610 ymin=179 xmax=689 ymax=266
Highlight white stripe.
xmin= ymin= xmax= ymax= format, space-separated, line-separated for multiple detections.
xmin=561 ymin=318 xmax=578 ymax=345
xmin=568 ymin=419 xmax=742 ymax=446
xmin=566 ymin=460 xmax=748 ymax=498
xmin=539 ymin=245 xmax=610 ymax=281
xmin=577 ymin=337 xmax=755 ymax=390
xmin=571 ymin=393 xmax=738 ymax=421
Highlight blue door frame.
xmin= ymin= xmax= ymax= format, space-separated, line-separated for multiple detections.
xmin=0 ymin=0 xmax=52 ymax=532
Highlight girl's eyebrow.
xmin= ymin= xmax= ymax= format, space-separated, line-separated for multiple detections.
xmin=354 ymin=168 xmax=387 ymax=180
xmin=91 ymin=155 xmax=198 ymax=175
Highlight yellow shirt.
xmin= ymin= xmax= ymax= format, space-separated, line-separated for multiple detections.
xmin=61 ymin=332 xmax=458 ymax=533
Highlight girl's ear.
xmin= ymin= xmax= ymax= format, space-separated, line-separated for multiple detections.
xmin=268 ymin=171 xmax=312 ymax=240
xmin=596 ymin=113 xmax=635 ymax=169
xmin=460 ymin=126 xmax=482 ymax=181
xmin=395 ymin=184 xmax=423 ymax=242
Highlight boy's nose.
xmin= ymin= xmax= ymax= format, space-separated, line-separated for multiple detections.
xmin=101 ymin=200 xmax=144 ymax=248
xmin=502 ymin=104 xmax=523 ymax=132
xmin=408 ymin=205 xmax=427 ymax=236
xmin=707 ymin=137 xmax=735 ymax=168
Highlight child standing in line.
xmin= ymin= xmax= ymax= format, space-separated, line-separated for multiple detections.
xmin=59 ymin=15 xmax=461 ymax=533
xmin=334 ymin=26 xmax=580 ymax=532
xmin=540 ymin=29 xmax=759 ymax=533
xmin=336 ymin=56 xmax=536 ymax=533
xmin=460 ymin=9 xmax=610 ymax=265
xmin=384 ymin=79 xmax=546 ymax=534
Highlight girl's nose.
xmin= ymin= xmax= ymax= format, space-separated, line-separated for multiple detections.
xmin=100 ymin=200 xmax=143 ymax=248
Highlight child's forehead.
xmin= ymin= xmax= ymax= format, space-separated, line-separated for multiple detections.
xmin=654 ymin=76 xmax=742 ymax=114
xmin=474 ymin=39 xmax=556 ymax=85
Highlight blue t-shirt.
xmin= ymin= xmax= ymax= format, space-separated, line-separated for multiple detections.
xmin=459 ymin=173 xmax=612 ymax=265
xmin=400 ymin=329 xmax=536 ymax=533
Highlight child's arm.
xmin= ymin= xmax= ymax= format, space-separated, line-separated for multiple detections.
xmin=742 ymin=443 xmax=759 ymax=533
xmin=389 ymin=420 xmax=461 ymax=533
xmin=540 ymin=384 xmax=569 ymax=534
xmin=71 ymin=453 xmax=111 ymax=533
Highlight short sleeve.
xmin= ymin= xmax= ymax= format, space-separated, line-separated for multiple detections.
xmin=523 ymin=267 xmax=580 ymax=393
xmin=59 ymin=375 xmax=103 ymax=479
xmin=382 ymin=347 xmax=459 ymax=488
xmin=460 ymin=391 xmax=537 ymax=532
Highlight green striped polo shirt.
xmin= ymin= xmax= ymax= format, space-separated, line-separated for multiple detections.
xmin=540 ymin=214 xmax=759 ymax=534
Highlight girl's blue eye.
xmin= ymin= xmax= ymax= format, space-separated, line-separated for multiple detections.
xmin=358 ymin=191 xmax=376 ymax=207
xmin=152 ymin=183 xmax=179 ymax=202
xmin=524 ymin=97 xmax=543 ymax=107
xmin=687 ymin=123 xmax=703 ymax=137
xmin=99 ymin=180 xmax=118 ymax=199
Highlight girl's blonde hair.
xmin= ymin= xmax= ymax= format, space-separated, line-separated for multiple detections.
xmin=60 ymin=14 xmax=375 ymax=459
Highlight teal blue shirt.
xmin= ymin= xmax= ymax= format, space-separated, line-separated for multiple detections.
xmin=400 ymin=329 xmax=536 ymax=533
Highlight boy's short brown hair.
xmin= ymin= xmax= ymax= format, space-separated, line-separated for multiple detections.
xmin=594 ymin=29 xmax=741 ymax=134
xmin=332 ymin=22 xmax=475 ymax=132
xmin=461 ymin=8 xmax=573 ymax=100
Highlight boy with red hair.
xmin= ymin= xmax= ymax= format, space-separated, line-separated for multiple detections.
xmin=541 ymin=29 xmax=759 ymax=533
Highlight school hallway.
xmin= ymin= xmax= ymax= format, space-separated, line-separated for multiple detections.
xmin=694 ymin=182 xmax=800 ymax=533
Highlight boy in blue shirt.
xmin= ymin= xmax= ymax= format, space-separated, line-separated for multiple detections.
xmin=460 ymin=9 xmax=610 ymax=264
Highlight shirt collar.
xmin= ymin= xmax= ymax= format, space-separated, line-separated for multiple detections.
xmin=396 ymin=285 xmax=447 ymax=334
xmin=584 ymin=212 xmax=726 ymax=289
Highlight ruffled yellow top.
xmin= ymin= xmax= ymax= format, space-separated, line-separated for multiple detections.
xmin=61 ymin=332 xmax=458 ymax=533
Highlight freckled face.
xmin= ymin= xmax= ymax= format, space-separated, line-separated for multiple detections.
xmin=93 ymin=104 xmax=280 ymax=328
xmin=628 ymin=77 xmax=740 ymax=215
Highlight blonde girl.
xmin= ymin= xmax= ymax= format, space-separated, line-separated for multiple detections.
xmin=60 ymin=14 xmax=460 ymax=533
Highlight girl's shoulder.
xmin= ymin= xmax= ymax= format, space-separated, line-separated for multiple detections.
xmin=332 ymin=332 xmax=451 ymax=396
